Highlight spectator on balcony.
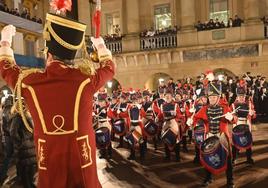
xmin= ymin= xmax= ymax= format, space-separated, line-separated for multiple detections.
xmin=21 ymin=8 xmax=28 ymax=18
xmin=233 ymin=15 xmax=243 ymax=27
xmin=146 ymin=27 xmax=155 ymax=37
xmin=195 ymin=21 xmax=204 ymax=31
xmin=0 ymin=0 xmax=4 ymax=11
xmin=207 ymin=19 xmax=215 ymax=30
xmin=31 ymin=16 xmax=37 ymax=22
xmin=37 ymin=18 xmax=42 ymax=24
xmin=227 ymin=17 xmax=233 ymax=27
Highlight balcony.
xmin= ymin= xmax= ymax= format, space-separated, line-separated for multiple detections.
xmin=140 ymin=34 xmax=177 ymax=51
xmin=0 ymin=11 xmax=42 ymax=34
xmin=106 ymin=40 xmax=122 ymax=54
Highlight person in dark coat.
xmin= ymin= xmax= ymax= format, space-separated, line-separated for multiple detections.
xmin=10 ymin=102 xmax=37 ymax=188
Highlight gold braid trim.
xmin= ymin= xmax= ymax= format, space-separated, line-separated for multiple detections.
xmin=14 ymin=69 xmax=44 ymax=133
xmin=0 ymin=56 xmax=16 ymax=69
xmin=71 ymin=42 xmax=96 ymax=76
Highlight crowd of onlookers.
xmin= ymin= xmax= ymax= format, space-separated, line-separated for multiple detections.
xmin=140 ymin=26 xmax=178 ymax=38
xmin=195 ymin=15 xmax=244 ymax=31
xmin=103 ymin=34 xmax=123 ymax=42
xmin=0 ymin=1 xmax=42 ymax=24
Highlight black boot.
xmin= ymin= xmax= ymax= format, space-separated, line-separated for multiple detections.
xmin=164 ymin=144 xmax=170 ymax=161
xmin=232 ymin=145 xmax=237 ymax=165
xmin=99 ymin=149 xmax=106 ymax=159
xmin=127 ymin=148 xmax=136 ymax=160
xmin=107 ymin=143 xmax=112 ymax=159
xmin=175 ymin=143 xmax=181 ymax=162
xmin=188 ymin=130 xmax=193 ymax=143
xmin=201 ymin=170 xmax=212 ymax=187
xmin=246 ymin=148 xmax=254 ymax=164
xmin=193 ymin=145 xmax=200 ymax=164
xmin=182 ymin=136 xmax=188 ymax=152
xmin=140 ymin=140 xmax=147 ymax=161
xmin=116 ymin=136 xmax=124 ymax=148
xmin=226 ymin=156 xmax=234 ymax=188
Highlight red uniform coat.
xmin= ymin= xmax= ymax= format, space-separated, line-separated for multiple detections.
xmin=0 ymin=57 xmax=115 ymax=188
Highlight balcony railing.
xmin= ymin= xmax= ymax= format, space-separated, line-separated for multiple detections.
xmin=85 ymin=35 xmax=122 ymax=54
xmin=106 ymin=40 xmax=122 ymax=54
xmin=0 ymin=11 xmax=42 ymax=34
xmin=140 ymin=34 xmax=177 ymax=51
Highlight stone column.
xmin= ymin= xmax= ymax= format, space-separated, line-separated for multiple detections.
xmin=124 ymin=0 xmax=140 ymax=35
xmin=180 ymin=0 xmax=196 ymax=31
xmin=266 ymin=0 xmax=268 ymax=15
xmin=178 ymin=0 xmax=198 ymax=46
xmin=121 ymin=0 xmax=140 ymax=52
xmin=243 ymin=0 xmax=260 ymax=23
xmin=78 ymin=0 xmax=92 ymax=36
xmin=241 ymin=0 xmax=263 ymax=40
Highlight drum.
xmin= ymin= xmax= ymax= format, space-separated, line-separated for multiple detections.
xmin=95 ymin=127 xmax=111 ymax=149
xmin=194 ymin=124 xmax=205 ymax=146
xmin=124 ymin=126 xmax=143 ymax=146
xmin=161 ymin=119 xmax=180 ymax=150
xmin=232 ymin=124 xmax=252 ymax=150
xmin=113 ymin=119 xmax=127 ymax=136
xmin=200 ymin=135 xmax=229 ymax=175
xmin=144 ymin=119 xmax=158 ymax=137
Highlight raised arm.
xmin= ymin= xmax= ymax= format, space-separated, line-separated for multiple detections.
xmin=90 ymin=37 xmax=115 ymax=93
xmin=0 ymin=25 xmax=20 ymax=89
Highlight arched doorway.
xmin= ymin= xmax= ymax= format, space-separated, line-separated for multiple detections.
xmin=145 ymin=72 xmax=172 ymax=91
xmin=104 ymin=78 xmax=121 ymax=94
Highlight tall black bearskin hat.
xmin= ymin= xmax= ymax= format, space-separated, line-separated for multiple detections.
xmin=111 ymin=91 xmax=119 ymax=99
xmin=43 ymin=0 xmax=87 ymax=60
xmin=207 ymin=82 xmax=222 ymax=96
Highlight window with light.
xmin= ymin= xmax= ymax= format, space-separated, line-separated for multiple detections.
xmin=105 ymin=12 xmax=120 ymax=35
xmin=209 ymin=0 xmax=228 ymax=24
xmin=154 ymin=4 xmax=171 ymax=30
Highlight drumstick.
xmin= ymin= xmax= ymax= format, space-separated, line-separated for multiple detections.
xmin=212 ymin=106 xmax=241 ymax=120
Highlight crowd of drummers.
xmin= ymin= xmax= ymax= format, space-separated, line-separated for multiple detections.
xmin=92 ymin=71 xmax=267 ymax=188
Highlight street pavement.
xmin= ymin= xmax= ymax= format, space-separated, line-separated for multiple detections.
xmin=2 ymin=123 xmax=268 ymax=188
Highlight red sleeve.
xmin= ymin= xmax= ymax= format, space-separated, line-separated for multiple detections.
xmin=91 ymin=60 xmax=115 ymax=93
xmin=193 ymin=106 xmax=209 ymax=130
xmin=0 ymin=58 xmax=20 ymax=89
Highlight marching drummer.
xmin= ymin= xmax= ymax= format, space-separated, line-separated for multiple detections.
xmin=95 ymin=90 xmax=113 ymax=159
xmin=114 ymin=91 xmax=130 ymax=148
xmin=230 ymin=83 xmax=256 ymax=165
xmin=157 ymin=87 xmax=184 ymax=162
xmin=126 ymin=91 xmax=147 ymax=161
xmin=188 ymin=88 xmax=208 ymax=164
xmin=194 ymin=81 xmax=235 ymax=188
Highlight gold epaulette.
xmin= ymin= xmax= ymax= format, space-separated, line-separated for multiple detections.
xmin=14 ymin=68 xmax=44 ymax=133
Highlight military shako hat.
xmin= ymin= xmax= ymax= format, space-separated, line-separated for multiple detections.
xmin=207 ymin=82 xmax=222 ymax=96
xmin=43 ymin=0 xmax=87 ymax=60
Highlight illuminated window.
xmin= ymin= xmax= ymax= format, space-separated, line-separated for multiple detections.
xmin=209 ymin=0 xmax=228 ymax=24
xmin=154 ymin=4 xmax=171 ymax=30
xmin=106 ymin=12 xmax=120 ymax=35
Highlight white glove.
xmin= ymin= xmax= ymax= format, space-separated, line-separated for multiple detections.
xmin=225 ymin=112 xmax=233 ymax=121
xmin=180 ymin=108 xmax=185 ymax=113
xmin=186 ymin=118 xmax=193 ymax=126
xmin=189 ymin=107 xmax=195 ymax=113
xmin=1 ymin=25 xmax=16 ymax=46
xmin=192 ymin=95 xmax=197 ymax=101
xmin=91 ymin=37 xmax=112 ymax=62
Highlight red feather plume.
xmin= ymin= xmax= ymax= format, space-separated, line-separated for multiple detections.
xmin=50 ymin=0 xmax=72 ymax=14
